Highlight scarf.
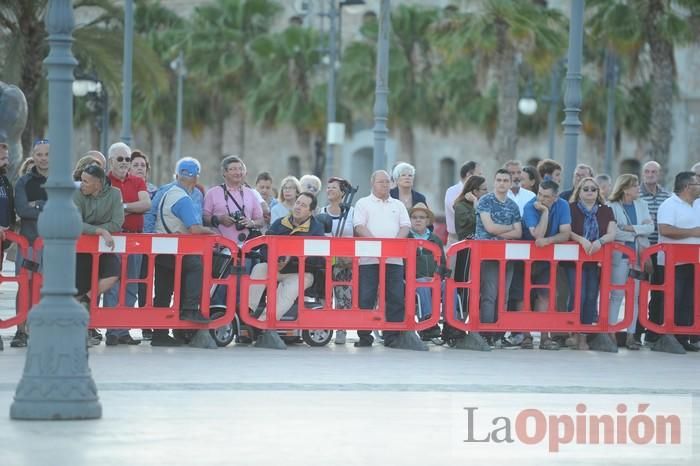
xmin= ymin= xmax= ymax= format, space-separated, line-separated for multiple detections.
xmin=577 ymin=201 xmax=599 ymax=241
xmin=410 ymin=229 xmax=431 ymax=240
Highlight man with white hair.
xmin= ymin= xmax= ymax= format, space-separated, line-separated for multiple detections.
xmin=103 ymin=142 xmax=151 ymax=346
xmin=353 ymin=170 xmax=411 ymax=348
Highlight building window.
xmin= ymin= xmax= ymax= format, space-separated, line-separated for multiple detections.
xmin=288 ymin=156 xmax=301 ymax=178
xmin=439 ymin=157 xmax=456 ymax=197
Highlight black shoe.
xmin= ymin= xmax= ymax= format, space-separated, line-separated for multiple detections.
xmin=105 ymin=334 xmax=119 ymax=346
xmin=118 ymin=335 xmax=141 ymax=345
xmin=141 ymin=329 xmax=153 ymax=341
xmin=679 ymin=340 xmax=700 ymax=352
xmin=151 ymin=333 xmax=183 ymax=347
xmin=10 ymin=331 xmax=28 ymax=348
xmin=180 ymin=310 xmax=210 ymax=324
xmin=354 ymin=335 xmax=374 ymax=347
xmin=90 ymin=329 xmax=103 ymax=342
xmin=419 ymin=325 xmax=442 ymax=341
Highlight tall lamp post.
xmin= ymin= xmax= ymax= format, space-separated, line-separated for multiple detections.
xmin=373 ymin=0 xmax=391 ymax=172
xmin=11 ymin=0 xmax=101 ymax=420
xmin=323 ymin=0 xmax=365 ymax=182
xmin=604 ymin=49 xmax=618 ymax=176
xmin=120 ymin=0 xmax=134 ymax=145
xmin=562 ymin=0 xmax=585 ymax=190
xmin=170 ymin=51 xmax=186 ymax=168
xmin=73 ymin=75 xmax=109 ymax=154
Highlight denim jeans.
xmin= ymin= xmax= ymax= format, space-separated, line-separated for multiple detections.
xmin=358 ymin=263 xmax=404 ymax=341
xmin=609 ymin=252 xmax=639 ymax=332
xmin=479 ymin=261 xmax=513 ymax=324
xmin=104 ymin=254 xmax=142 ymax=338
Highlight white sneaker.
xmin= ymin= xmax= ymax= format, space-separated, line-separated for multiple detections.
xmin=335 ymin=330 xmax=346 ymax=344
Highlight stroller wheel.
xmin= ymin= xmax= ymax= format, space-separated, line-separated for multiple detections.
xmin=209 ymin=311 xmax=235 ymax=347
xmin=302 ymin=329 xmax=333 ymax=347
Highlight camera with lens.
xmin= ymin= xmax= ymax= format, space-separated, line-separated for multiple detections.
xmin=231 ymin=210 xmax=246 ymax=231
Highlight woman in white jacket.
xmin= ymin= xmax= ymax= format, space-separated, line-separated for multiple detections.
xmin=607 ymin=174 xmax=653 ymax=350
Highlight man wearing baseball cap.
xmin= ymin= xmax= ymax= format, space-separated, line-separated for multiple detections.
xmin=151 ymin=157 xmax=214 ymax=346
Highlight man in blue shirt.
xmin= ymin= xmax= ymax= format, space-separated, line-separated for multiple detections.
xmin=476 ymin=169 xmax=522 ymax=335
xmin=151 ymin=157 xmax=213 ymax=346
xmin=521 ymin=180 xmax=572 ymax=350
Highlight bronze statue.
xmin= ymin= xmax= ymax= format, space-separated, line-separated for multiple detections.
xmin=0 ymin=81 xmax=29 ymax=179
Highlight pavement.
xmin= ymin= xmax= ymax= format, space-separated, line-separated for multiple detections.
xmin=2 ymin=264 xmax=700 ymax=465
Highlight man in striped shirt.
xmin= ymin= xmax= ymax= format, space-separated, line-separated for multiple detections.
xmin=638 ymin=161 xmax=671 ymax=344
xmin=640 ymin=161 xmax=671 ymax=245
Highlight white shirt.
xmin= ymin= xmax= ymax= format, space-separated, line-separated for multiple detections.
xmin=656 ymin=194 xmax=700 ymax=265
xmin=444 ymin=181 xmax=464 ymax=234
xmin=353 ymin=193 xmax=410 ymax=265
xmin=322 ymin=205 xmax=354 ymax=238
xmin=507 ymin=187 xmax=536 ymax=215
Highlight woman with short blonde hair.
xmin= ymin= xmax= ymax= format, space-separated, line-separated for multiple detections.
xmin=270 ymin=175 xmax=302 ymax=224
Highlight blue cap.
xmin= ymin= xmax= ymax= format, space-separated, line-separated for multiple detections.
xmin=176 ymin=158 xmax=200 ymax=178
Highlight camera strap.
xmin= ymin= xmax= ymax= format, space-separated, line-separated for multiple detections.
xmin=221 ymin=184 xmax=245 ymax=216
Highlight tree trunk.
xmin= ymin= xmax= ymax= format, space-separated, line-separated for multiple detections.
xmin=399 ymin=125 xmax=416 ymax=167
xmin=493 ymin=21 xmax=519 ymax=166
xmin=237 ymin=108 xmax=246 ymax=158
xmin=17 ymin=8 xmax=46 ymax=161
xmin=645 ymin=0 xmax=674 ymax=179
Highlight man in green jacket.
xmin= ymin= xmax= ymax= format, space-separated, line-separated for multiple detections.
xmin=73 ymin=164 xmax=124 ymax=346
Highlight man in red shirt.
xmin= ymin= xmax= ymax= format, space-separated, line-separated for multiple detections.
xmin=103 ymin=142 xmax=151 ymax=345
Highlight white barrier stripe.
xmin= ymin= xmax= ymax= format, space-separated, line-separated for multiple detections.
xmin=505 ymin=243 xmax=530 ymax=260
xmin=304 ymin=239 xmax=330 ymax=256
xmin=151 ymin=237 xmax=179 ymax=254
xmin=554 ymin=244 xmax=580 ymax=261
xmin=99 ymin=235 xmax=126 ymax=253
xmin=355 ymin=240 xmax=382 ymax=258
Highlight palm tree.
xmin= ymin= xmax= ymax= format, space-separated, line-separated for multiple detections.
xmin=340 ymin=5 xmax=440 ymax=166
xmin=184 ymin=0 xmax=282 ymax=158
xmin=0 ymin=0 xmax=168 ymax=164
xmin=246 ymin=25 xmax=326 ymax=170
xmin=432 ymin=0 xmax=567 ymax=165
xmin=588 ymin=0 xmax=699 ymax=171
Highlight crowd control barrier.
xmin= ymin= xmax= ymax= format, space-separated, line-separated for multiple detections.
xmin=32 ymin=233 xmax=240 ymax=330
xmin=0 ymin=231 xmax=32 ymax=329
xmin=638 ymin=243 xmax=700 ymax=336
xmin=443 ymin=240 xmax=637 ymax=333
xmin=237 ymin=235 xmax=443 ymax=332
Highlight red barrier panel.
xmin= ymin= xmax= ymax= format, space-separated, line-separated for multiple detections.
xmin=638 ymin=243 xmax=700 ymax=335
xmin=0 ymin=231 xmax=32 ymax=329
xmin=32 ymin=233 xmax=240 ymax=330
xmin=237 ymin=236 xmax=443 ymax=331
xmin=444 ymin=240 xmax=637 ymax=333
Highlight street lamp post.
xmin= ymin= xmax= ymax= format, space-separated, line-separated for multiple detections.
xmin=562 ymin=0 xmax=585 ymax=190
xmin=543 ymin=59 xmax=565 ymax=161
xmin=604 ymin=49 xmax=618 ymax=176
xmin=170 ymin=51 xmax=186 ymax=167
xmin=73 ymin=75 xmax=109 ymax=154
xmin=11 ymin=0 xmax=101 ymax=420
xmin=373 ymin=0 xmax=391 ymax=172
xmin=120 ymin=0 xmax=134 ymax=145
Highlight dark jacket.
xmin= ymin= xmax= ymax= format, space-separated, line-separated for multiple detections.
xmin=265 ymin=214 xmax=325 ymax=274
xmin=454 ymin=200 xmax=477 ymax=240
xmin=408 ymin=231 xmax=446 ymax=278
xmin=14 ymin=167 xmax=47 ymax=244
xmin=390 ymin=187 xmax=427 ymax=207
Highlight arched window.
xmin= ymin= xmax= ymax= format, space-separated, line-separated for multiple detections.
xmin=288 ymin=155 xmax=301 ymax=178
xmin=439 ymin=157 xmax=456 ymax=197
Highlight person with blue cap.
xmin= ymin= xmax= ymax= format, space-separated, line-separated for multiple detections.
xmin=151 ymin=157 xmax=214 ymax=346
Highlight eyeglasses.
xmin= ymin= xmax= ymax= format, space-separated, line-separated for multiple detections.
xmin=411 ymin=216 xmax=428 ymax=220
xmin=581 ymin=187 xmax=598 ymax=192
xmin=83 ymin=164 xmax=103 ymax=177
xmin=115 ymin=156 xmax=131 ymax=163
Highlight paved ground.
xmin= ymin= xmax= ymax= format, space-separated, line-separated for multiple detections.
xmin=2 ymin=266 xmax=699 ymax=465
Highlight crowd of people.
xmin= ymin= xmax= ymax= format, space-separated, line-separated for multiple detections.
xmin=1 ymin=133 xmax=699 ymax=353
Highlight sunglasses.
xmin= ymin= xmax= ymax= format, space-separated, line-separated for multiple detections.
xmin=33 ymin=138 xmax=49 ymax=148
xmin=84 ymin=164 xmax=103 ymax=177
xmin=581 ymin=187 xmax=598 ymax=192
xmin=115 ymin=156 xmax=131 ymax=163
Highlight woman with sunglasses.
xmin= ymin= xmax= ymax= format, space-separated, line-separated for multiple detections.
xmin=568 ymin=177 xmax=617 ymax=350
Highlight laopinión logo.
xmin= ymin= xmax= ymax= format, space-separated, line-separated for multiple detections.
xmin=450 ymin=394 xmax=692 ymax=459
